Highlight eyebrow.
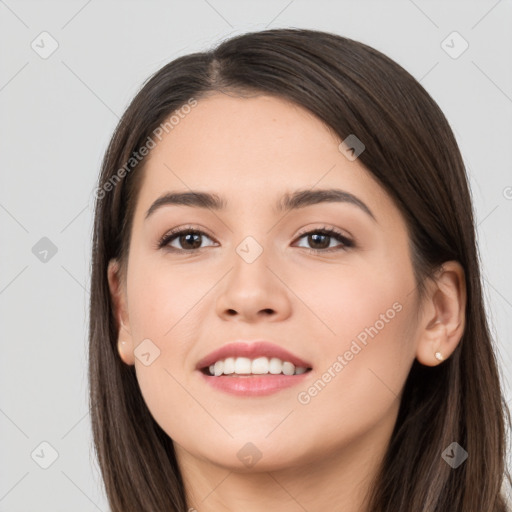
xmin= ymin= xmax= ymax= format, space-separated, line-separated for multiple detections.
xmin=145 ymin=188 xmax=377 ymax=222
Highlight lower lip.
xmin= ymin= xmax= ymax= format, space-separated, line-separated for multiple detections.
xmin=198 ymin=371 xmax=311 ymax=397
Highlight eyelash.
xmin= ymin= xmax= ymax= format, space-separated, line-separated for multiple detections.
xmin=157 ymin=225 xmax=354 ymax=254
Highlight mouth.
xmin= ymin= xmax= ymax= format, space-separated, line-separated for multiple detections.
xmin=196 ymin=340 xmax=313 ymax=396
xmin=199 ymin=356 xmax=313 ymax=377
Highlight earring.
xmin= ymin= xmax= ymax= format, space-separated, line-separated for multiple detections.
xmin=434 ymin=351 xmax=444 ymax=362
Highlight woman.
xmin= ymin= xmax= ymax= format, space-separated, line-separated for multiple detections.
xmin=88 ymin=28 xmax=511 ymax=511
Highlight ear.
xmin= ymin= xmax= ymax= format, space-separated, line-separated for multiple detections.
xmin=107 ymin=258 xmax=135 ymax=366
xmin=415 ymin=261 xmax=466 ymax=366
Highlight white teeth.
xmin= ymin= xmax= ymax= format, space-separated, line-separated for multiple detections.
xmin=234 ymin=357 xmax=252 ymax=374
xmin=251 ymin=357 xmax=269 ymax=374
xmin=205 ymin=356 xmax=309 ymax=376
xmin=223 ymin=357 xmax=235 ymax=374
xmin=269 ymin=357 xmax=283 ymax=374
xmin=282 ymin=361 xmax=295 ymax=376
xmin=214 ymin=360 xmax=224 ymax=377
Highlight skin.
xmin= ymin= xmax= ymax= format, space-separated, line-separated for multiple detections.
xmin=108 ymin=92 xmax=466 ymax=512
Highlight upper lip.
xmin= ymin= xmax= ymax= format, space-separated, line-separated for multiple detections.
xmin=195 ymin=340 xmax=313 ymax=371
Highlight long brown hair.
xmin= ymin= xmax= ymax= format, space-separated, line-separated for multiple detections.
xmin=88 ymin=28 xmax=511 ymax=511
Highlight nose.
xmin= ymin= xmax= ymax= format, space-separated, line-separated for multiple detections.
xmin=215 ymin=246 xmax=292 ymax=323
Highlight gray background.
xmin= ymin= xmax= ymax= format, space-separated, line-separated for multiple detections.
xmin=1 ymin=0 xmax=511 ymax=510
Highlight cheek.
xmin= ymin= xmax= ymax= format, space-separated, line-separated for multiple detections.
xmin=124 ymin=260 xmax=214 ymax=441
xmin=289 ymin=302 xmax=415 ymax=457
xmin=126 ymin=256 xmax=209 ymax=342
xmin=300 ymin=258 xmax=412 ymax=348
xmin=297 ymin=262 xmax=416 ymax=411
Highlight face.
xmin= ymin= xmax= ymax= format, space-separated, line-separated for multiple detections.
xmin=109 ymin=92 xmax=424 ymax=472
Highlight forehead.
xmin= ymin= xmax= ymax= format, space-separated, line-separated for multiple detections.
xmin=134 ymin=93 xmax=396 ymax=223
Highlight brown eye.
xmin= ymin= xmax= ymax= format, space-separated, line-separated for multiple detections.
xmin=158 ymin=229 xmax=216 ymax=252
xmin=295 ymin=228 xmax=354 ymax=253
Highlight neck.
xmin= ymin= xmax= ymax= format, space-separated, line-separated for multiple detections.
xmin=175 ymin=407 xmax=397 ymax=512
